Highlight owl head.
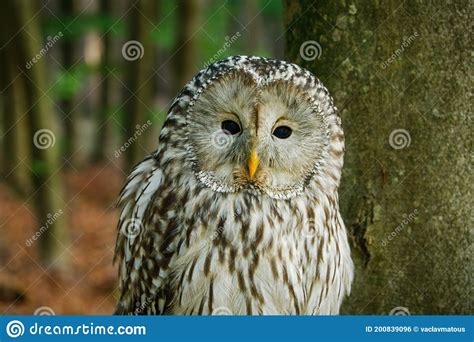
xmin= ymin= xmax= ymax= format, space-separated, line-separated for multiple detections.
xmin=160 ymin=56 xmax=344 ymax=199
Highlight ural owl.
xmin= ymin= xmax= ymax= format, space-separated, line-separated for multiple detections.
xmin=114 ymin=56 xmax=353 ymax=315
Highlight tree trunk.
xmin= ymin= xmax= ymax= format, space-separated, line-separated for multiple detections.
xmin=124 ymin=0 xmax=157 ymax=170
xmin=0 ymin=3 xmax=32 ymax=195
xmin=285 ymin=1 xmax=472 ymax=314
xmin=173 ymin=0 xmax=201 ymax=93
xmin=93 ymin=0 xmax=114 ymax=162
xmin=60 ymin=0 xmax=78 ymax=167
xmin=17 ymin=0 xmax=68 ymax=268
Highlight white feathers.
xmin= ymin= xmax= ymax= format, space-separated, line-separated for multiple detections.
xmin=114 ymin=56 xmax=353 ymax=316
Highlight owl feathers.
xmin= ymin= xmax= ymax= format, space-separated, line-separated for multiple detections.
xmin=114 ymin=56 xmax=353 ymax=315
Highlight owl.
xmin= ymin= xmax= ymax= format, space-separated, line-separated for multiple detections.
xmin=114 ymin=56 xmax=353 ymax=315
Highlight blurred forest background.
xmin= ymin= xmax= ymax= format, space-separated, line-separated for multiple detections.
xmin=0 ymin=0 xmax=471 ymax=316
xmin=0 ymin=0 xmax=283 ymax=315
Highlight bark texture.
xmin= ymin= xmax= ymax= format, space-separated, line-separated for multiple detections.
xmin=124 ymin=0 xmax=157 ymax=170
xmin=17 ymin=0 xmax=69 ymax=267
xmin=0 ymin=4 xmax=32 ymax=196
xmin=285 ymin=0 xmax=472 ymax=314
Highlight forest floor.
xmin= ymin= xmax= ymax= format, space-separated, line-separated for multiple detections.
xmin=0 ymin=163 xmax=125 ymax=315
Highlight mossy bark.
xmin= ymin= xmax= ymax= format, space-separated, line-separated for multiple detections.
xmin=59 ymin=0 xmax=78 ymax=166
xmin=17 ymin=0 xmax=69 ymax=268
xmin=0 ymin=5 xmax=32 ymax=196
xmin=285 ymin=1 xmax=472 ymax=314
xmin=124 ymin=0 xmax=157 ymax=170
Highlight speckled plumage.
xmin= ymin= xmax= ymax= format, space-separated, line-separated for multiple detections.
xmin=114 ymin=56 xmax=353 ymax=315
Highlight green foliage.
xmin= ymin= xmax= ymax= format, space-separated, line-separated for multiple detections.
xmin=146 ymin=0 xmax=284 ymax=66
xmin=148 ymin=110 xmax=167 ymax=127
xmin=260 ymin=0 xmax=283 ymax=17
xmin=199 ymin=1 xmax=234 ymax=64
xmin=31 ymin=158 xmax=51 ymax=176
xmin=43 ymin=15 xmax=127 ymax=38
xmin=50 ymin=64 xmax=90 ymax=100
xmin=38 ymin=0 xmax=284 ymax=154
xmin=150 ymin=0 xmax=177 ymax=49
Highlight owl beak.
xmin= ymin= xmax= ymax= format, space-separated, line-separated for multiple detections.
xmin=248 ymin=149 xmax=260 ymax=179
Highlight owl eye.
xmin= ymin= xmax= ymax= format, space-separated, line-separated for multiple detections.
xmin=273 ymin=126 xmax=292 ymax=139
xmin=221 ymin=120 xmax=241 ymax=135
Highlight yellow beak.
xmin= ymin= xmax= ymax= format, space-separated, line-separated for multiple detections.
xmin=248 ymin=149 xmax=260 ymax=178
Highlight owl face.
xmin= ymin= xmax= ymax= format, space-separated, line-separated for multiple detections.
xmin=187 ymin=69 xmax=328 ymax=198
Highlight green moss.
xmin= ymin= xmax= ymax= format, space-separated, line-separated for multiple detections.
xmin=284 ymin=0 xmax=472 ymax=314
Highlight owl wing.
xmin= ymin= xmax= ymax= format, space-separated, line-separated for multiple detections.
xmin=114 ymin=154 xmax=172 ymax=315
